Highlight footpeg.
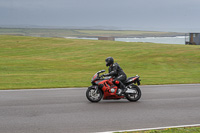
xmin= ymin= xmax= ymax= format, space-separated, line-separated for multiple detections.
xmin=117 ymin=89 xmax=122 ymax=95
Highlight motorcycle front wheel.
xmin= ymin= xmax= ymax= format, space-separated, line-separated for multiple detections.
xmin=125 ymin=84 xmax=141 ymax=102
xmin=86 ymin=86 xmax=103 ymax=102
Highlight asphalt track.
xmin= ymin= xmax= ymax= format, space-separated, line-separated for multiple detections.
xmin=0 ymin=84 xmax=200 ymax=133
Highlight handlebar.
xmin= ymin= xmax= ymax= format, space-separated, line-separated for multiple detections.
xmin=100 ymin=74 xmax=112 ymax=80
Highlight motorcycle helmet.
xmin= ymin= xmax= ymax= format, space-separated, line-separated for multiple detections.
xmin=105 ymin=57 xmax=114 ymax=67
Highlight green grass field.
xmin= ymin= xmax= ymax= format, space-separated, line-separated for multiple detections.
xmin=0 ymin=35 xmax=199 ymax=89
xmin=119 ymin=126 xmax=200 ymax=133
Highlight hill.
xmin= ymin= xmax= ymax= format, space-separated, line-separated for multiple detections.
xmin=0 ymin=28 xmax=185 ymax=38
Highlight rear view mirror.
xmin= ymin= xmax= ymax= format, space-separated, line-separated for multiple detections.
xmin=101 ymin=70 xmax=105 ymax=73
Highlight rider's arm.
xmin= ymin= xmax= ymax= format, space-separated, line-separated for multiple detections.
xmin=106 ymin=65 xmax=118 ymax=76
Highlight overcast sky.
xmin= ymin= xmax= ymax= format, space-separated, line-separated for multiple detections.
xmin=1 ymin=0 xmax=200 ymax=32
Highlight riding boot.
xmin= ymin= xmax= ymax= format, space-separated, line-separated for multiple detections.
xmin=117 ymin=82 xmax=126 ymax=95
xmin=120 ymin=83 xmax=127 ymax=93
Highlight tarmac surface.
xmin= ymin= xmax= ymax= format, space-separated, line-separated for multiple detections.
xmin=0 ymin=84 xmax=200 ymax=133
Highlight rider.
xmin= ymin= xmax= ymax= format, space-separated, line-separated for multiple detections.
xmin=103 ymin=57 xmax=127 ymax=95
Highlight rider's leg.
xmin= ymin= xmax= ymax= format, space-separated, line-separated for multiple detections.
xmin=113 ymin=75 xmax=127 ymax=95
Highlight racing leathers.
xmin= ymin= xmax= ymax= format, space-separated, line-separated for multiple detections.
xmin=105 ymin=63 xmax=127 ymax=94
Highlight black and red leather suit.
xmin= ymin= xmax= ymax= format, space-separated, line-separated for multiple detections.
xmin=106 ymin=63 xmax=127 ymax=91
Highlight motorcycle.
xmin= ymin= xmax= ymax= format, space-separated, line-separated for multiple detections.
xmin=86 ymin=70 xmax=141 ymax=102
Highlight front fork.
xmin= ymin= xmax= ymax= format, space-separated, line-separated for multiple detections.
xmin=90 ymin=85 xmax=102 ymax=94
xmin=94 ymin=85 xmax=98 ymax=93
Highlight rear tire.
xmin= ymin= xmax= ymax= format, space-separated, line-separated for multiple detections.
xmin=86 ymin=86 xmax=103 ymax=102
xmin=125 ymin=84 xmax=141 ymax=102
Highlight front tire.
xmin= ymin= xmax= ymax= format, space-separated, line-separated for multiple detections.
xmin=125 ymin=84 xmax=141 ymax=102
xmin=86 ymin=86 xmax=103 ymax=102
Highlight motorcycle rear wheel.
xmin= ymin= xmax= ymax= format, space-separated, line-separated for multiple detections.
xmin=86 ymin=87 xmax=103 ymax=102
xmin=125 ymin=84 xmax=141 ymax=102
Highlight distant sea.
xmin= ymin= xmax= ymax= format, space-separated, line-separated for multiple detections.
xmin=65 ymin=36 xmax=188 ymax=45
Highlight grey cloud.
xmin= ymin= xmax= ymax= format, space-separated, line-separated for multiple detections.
xmin=0 ymin=0 xmax=200 ymax=32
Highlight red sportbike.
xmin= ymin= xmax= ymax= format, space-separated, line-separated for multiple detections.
xmin=86 ymin=70 xmax=141 ymax=102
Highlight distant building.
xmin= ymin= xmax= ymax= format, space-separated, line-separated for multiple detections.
xmin=185 ymin=33 xmax=200 ymax=45
xmin=98 ymin=37 xmax=115 ymax=41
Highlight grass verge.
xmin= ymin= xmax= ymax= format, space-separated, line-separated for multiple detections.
xmin=0 ymin=35 xmax=199 ymax=89
xmin=117 ymin=126 xmax=200 ymax=133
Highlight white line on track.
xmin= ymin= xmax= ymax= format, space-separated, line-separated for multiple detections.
xmin=141 ymin=83 xmax=200 ymax=87
xmin=0 ymin=87 xmax=87 ymax=92
xmin=98 ymin=124 xmax=200 ymax=133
